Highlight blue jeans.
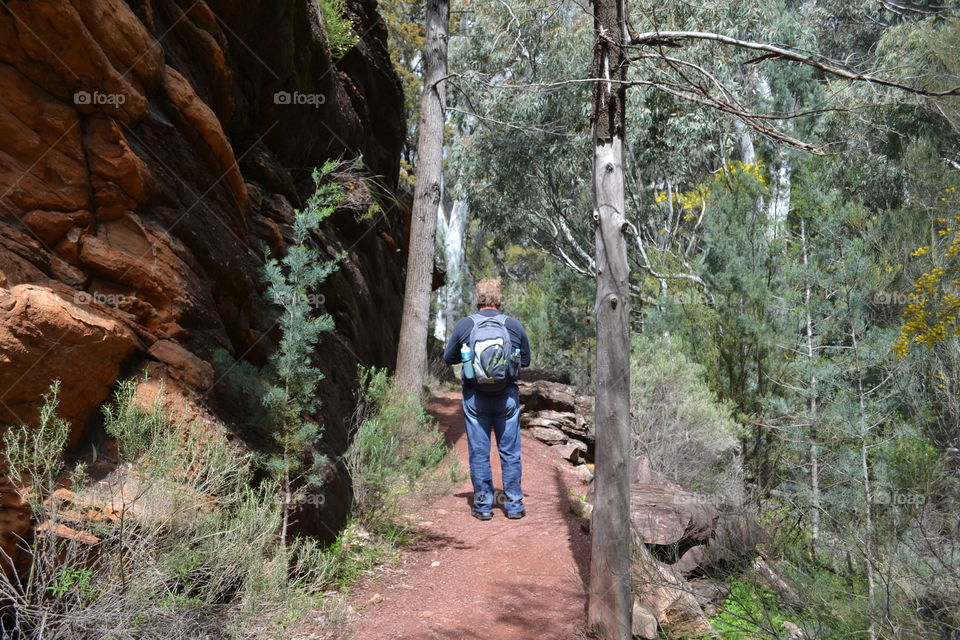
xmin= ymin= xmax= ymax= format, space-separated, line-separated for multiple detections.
xmin=461 ymin=385 xmax=524 ymax=514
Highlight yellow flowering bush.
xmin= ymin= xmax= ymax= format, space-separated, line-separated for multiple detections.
xmin=894 ymin=190 xmax=960 ymax=357
xmin=654 ymin=161 xmax=767 ymax=214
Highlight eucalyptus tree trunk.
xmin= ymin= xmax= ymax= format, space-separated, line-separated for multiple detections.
xmin=395 ymin=0 xmax=449 ymax=390
xmin=800 ymin=219 xmax=821 ymax=560
xmin=433 ymin=194 xmax=468 ymax=341
xmin=738 ymin=71 xmax=793 ymax=241
xmin=851 ymin=324 xmax=877 ymax=640
xmin=587 ymin=0 xmax=633 ymax=636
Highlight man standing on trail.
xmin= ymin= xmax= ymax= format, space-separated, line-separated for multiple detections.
xmin=443 ymin=278 xmax=531 ymax=520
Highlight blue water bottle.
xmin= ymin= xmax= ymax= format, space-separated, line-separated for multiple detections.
xmin=460 ymin=344 xmax=475 ymax=379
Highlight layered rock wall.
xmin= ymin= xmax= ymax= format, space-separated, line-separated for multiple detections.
xmin=0 ymin=0 xmax=406 ymax=559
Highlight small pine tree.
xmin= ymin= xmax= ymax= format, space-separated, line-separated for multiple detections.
xmin=264 ymin=162 xmax=343 ymax=544
xmin=217 ymin=161 xmax=343 ymax=545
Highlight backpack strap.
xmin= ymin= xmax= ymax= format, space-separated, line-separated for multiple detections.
xmin=469 ymin=312 xmax=507 ymax=328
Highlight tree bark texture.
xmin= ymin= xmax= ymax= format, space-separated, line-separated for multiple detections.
xmin=588 ymin=0 xmax=633 ymax=637
xmin=395 ymin=0 xmax=449 ymax=390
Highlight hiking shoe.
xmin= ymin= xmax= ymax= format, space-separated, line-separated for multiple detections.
xmin=472 ymin=510 xmax=492 ymax=521
xmin=505 ymin=510 xmax=525 ymax=520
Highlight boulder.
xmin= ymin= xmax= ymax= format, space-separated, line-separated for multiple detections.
xmin=0 ymin=284 xmax=139 ymax=444
xmin=518 ymin=378 xmax=595 ymax=456
xmin=518 ymin=380 xmax=577 ymax=413
xmin=630 ymin=457 xmax=719 ymax=547
xmin=632 ymin=541 xmax=714 ymax=637
xmin=35 ymin=521 xmax=101 ymax=546
xmin=552 ymin=441 xmax=585 ymax=464
xmin=674 ymin=544 xmax=707 ymax=576
xmin=528 ymin=426 xmax=567 ymax=445
xmin=572 ymin=464 xmax=595 ymax=484
xmin=148 ymin=339 xmax=214 ymax=391
xmin=632 ymin=600 xmax=659 ymax=639
xmin=521 ymin=409 xmax=578 ymax=431
xmin=522 ymin=409 xmax=592 ymax=442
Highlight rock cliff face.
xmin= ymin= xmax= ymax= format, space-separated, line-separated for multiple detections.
xmin=0 ymin=0 xmax=406 ymax=564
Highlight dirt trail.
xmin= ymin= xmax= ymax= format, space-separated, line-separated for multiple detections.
xmin=346 ymin=389 xmax=592 ymax=639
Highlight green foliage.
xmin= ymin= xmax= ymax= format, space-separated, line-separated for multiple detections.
xmin=780 ymin=562 xmax=875 ymax=638
xmin=0 ymin=377 xmax=349 ymax=638
xmin=318 ymin=0 xmax=357 ymax=59
xmin=630 ymin=335 xmax=744 ymax=503
xmin=89 ymin=374 xmax=445 ymax=634
xmin=710 ymin=581 xmax=791 ymax=638
xmin=103 ymin=377 xmax=168 ymax=461
xmin=500 ymin=251 xmax=595 ymax=384
xmin=47 ymin=567 xmax=95 ymax=605
xmin=447 ymin=0 xmax=593 ymax=265
xmin=345 ymin=367 xmax=448 ymax=529
xmin=885 ymin=432 xmax=941 ymax=492
xmin=2 ymin=380 xmax=69 ymax=500
xmin=437 ymin=0 xmax=960 ymax=636
xmin=646 ymin=159 xmax=783 ymax=419
xmin=217 ymin=161 xmax=342 ymax=541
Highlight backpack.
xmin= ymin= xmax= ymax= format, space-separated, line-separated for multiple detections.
xmin=468 ymin=313 xmax=519 ymax=391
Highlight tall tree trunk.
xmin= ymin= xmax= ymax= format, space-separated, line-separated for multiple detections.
xmin=433 ymin=192 xmax=468 ymax=341
xmin=395 ymin=0 xmax=449 ymax=390
xmin=800 ymin=219 xmax=821 ymax=560
xmin=588 ymin=0 xmax=633 ymax=636
xmin=753 ymin=73 xmax=793 ymax=240
xmin=733 ymin=118 xmax=756 ymax=164
xmin=851 ymin=324 xmax=877 ymax=640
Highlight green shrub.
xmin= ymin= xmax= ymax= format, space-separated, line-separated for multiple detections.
xmin=0 ymin=378 xmax=340 ymax=639
xmin=630 ymin=334 xmax=745 ymax=506
xmin=318 ymin=0 xmax=358 ymax=59
xmin=886 ymin=432 xmax=941 ymax=492
xmin=102 ymin=377 xmax=168 ymax=461
xmin=2 ymin=380 xmax=70 ymax=502
xmin=345 ymin=366 xmax=448 ymax=529
xmin=217 ymin=161 xmax=342 ymax=545
xmin=710 ymin=580 xmax=792 ymax=639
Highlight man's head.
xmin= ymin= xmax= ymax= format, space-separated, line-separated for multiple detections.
xmin=476 ymin=277 xmax=503 ymax=310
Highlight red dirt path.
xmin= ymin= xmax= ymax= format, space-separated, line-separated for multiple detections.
xmin=345 ymin=389 xmax=592 ymax=640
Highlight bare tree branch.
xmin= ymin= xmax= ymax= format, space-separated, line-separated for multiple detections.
xmin=627 ymin=30 xmax=960 ymax=97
